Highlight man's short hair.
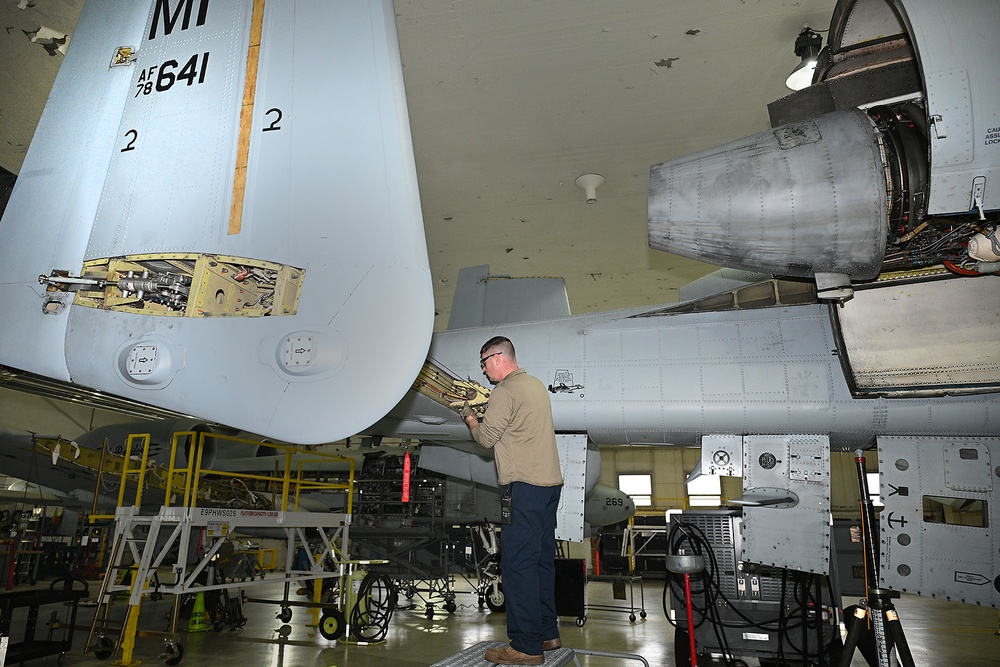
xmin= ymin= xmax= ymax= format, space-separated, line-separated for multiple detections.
xmin=481 ymin=336 xmax=515 ymax=358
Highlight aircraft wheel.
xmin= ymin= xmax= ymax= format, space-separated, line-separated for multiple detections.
xmin=485 ymin=583 xmax=505 ymax=612
xmin=318 ymin=609 xmax=346 ymax=641
xmin=93 ymin=635 xmax=115 ymax=660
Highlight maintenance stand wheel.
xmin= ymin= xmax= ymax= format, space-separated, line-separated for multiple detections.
xmin=161 ymin=641 xmax=183 ymax=666
xmin=576 ymin=616 xmax=586 ymax=627
xmin=318 ymin=609 xmax=347 ymax=641
xmin=277 ymin=606 xmax=293 ymax=623
xmin=93 ymin=635 xmax=115 ymax=660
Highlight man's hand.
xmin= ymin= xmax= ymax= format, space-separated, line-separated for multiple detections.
xmin=461 ymin=401 xmax=475 ymax=419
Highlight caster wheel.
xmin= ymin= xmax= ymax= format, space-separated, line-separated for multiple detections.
xmin=478 ymin=595 xmax=485 ymax=609
xmin=575 ymin=616 xmax=586 ymax=627
xmin=425 ymin=605 xmax=434 ymax=619
xmin=485 ymin=584 xmax=505 ymax=613
xmin=640 ymin=610 xmax=647 ymax=619
xmin=161 ymin=641 xmax=184 ymax=666
xmin=277 ymin=607 xmax=293 ymax=623
xmin=93 ymin=635 xmax=115 ymax=660
xmin=629 ymin=613 xmax=636 ymax=622
xmin=445 ymin=600 xmax=457 ymax=613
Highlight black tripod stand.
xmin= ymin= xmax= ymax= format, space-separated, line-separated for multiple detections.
xmin=837 ymin=451 xmax=916 ymax=667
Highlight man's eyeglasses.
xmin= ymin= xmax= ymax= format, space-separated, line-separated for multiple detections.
xmin=480 ymin=352 xmax=502 ymax=369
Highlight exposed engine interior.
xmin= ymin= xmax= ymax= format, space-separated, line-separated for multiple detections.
xmin=649 ymin=0 xmax=1000 ymax=283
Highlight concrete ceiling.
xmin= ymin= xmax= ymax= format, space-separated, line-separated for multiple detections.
xmin=0 ymin=0 xmax=837 ymax=328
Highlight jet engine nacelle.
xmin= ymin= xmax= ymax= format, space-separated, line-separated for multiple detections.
xmin=648 ymin=0 xmax=1000 ymax=281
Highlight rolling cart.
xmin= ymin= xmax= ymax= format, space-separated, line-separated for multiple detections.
xmin=0 ymin=579 xmax=89 ymax=665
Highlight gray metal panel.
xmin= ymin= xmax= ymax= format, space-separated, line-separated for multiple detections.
xmin=896 ymin=0 xmax=1000 ymax=213
xmin=84 ymin=0 xmax=250 ymax=257
xmin=878 ymin=435 xmax=999 ymax=607
xmin=741 ymin=435 xmax=831 ymax=574
xmin=835 ymin=276 xmax=1000 ymax=395
xmin=648 ymin=109 xmax=887 ymax=280
xmin=701 ymin=435 xmax=743 ymax=477
xmin=448 ymin=265 xmax=570 ymax=330
xmin=555 ymin=434 xmax=587 ymax=543
xmin=417 ymin=443 xmax=499 ymax=487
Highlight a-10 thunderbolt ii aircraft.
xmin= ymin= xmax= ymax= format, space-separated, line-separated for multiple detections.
xmin=0 ymin=0 xmax=997 ymax=617
xmin=367 ymin=0 xmax=1000 ymax=611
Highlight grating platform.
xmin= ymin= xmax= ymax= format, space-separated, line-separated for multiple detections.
xmin=430 ymin=640 xmax=578 ymax=667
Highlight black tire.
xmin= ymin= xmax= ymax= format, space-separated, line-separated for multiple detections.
xmin=318 ymin=609 xmax=346 ymax=641
xmin=93 ymin=635 xmax=115 ymax=660
xmin=485 ymin=583 xmax=505 ymax=612
xmin=162 ymin=642 xmax=184 ymax=666
xmin=576 ymin=616 xmax=586 ymax=627
xmin=277 ymin=607 xmax=292 ymax=623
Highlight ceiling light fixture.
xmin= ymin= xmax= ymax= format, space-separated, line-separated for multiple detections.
xmin=575 ymin=173 xmax=605 ymax=204
xmin=785 ymin=25 xmax=822 ymax=91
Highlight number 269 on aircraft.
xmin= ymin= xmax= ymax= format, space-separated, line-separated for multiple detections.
xmin=135 ymin=52 xmax=210 ymax=97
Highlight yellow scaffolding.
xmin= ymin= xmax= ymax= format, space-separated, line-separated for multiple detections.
xmin=34 ymin=430 xmax=358 ymax=666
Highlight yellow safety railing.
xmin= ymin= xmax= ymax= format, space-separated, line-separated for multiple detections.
xmin=33 ymin=432 xmax=354 ymax=518
xmin=163 ymin=431 xmax=354 ymax=513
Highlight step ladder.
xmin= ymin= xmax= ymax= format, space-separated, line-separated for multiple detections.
xmin=11 ymin=507 xmax=43 ymax=587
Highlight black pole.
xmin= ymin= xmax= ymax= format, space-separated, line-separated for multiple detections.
xmin=838 ymin=604 xmax=868 ymax=667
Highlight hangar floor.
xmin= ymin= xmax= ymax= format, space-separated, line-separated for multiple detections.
xmin=12 ymin=575 xmax=997 ymax=666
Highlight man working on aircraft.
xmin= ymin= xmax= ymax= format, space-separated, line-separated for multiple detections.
xmin=463 ymin=336 xmax=563 ymax=666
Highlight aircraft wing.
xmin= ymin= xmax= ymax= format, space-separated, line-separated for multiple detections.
xmin=0 ymin=0 xmax=433 ymax=444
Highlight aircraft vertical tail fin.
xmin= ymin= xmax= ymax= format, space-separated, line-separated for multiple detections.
xmin=0 ymin=0 xmax=433 ymax=444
